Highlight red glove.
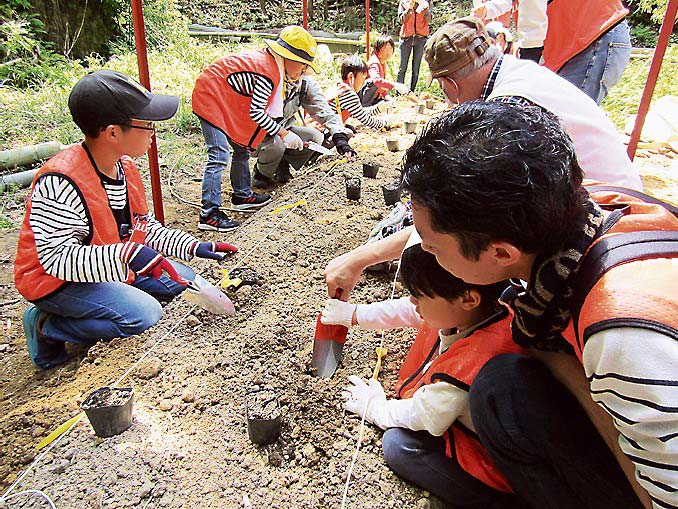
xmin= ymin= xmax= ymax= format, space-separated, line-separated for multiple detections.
xmin=122 ymin=243 xmax=188 ymax=285
xmin=192 ymin=241 xmax=238 ymax=261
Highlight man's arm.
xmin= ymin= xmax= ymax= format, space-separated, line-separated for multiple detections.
xmin=325 ymin=226 xmax=413 ymax=298
xmin=530 ymin=349 xmax=653 ymax=508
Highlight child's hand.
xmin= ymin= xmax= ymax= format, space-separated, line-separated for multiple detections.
xmin=342 ymin=376 xmax=387 ymax=424
xmin=320 ymin=298 xmax=356 ymax=328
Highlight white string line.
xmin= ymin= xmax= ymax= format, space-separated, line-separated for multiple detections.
xmin=2 ymin=304 xmax=196 ymax=500
xmin=340 ymin=261 xmax=402 ymax=509
xmin=1 ymin=489 xmax=57 ymax=508
xmin=4 ymin=158 xmax=344 ymax=500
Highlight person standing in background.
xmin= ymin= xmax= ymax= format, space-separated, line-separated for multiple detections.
xmin=397 ymin=0 xmax=433 ymax=93
xmin=472 ymin=0 xmax=631 ymax=105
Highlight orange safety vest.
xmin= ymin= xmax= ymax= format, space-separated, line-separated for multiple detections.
xmin=539 ymin=0 xmax=628 ymax=73
xmin=192 ymin=49 xmax=282 ymax=150
xmin=395 ymin=311 xmax=522 ymax=492
xmin=399 ymin=5 xmax=431 ymax=38
xmin=562 ymin=185 xmax=678 ymax=362
xmin=14 ymin=144 xmax=149 ymax=302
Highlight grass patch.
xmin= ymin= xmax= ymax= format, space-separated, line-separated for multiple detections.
xmin=602 ymin=45 xmax=678 ymax=131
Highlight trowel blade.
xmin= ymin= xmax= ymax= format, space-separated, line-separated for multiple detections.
xmin=305 ymin=141 xmax=333 ymax=155
xmin=311 ymin=338 xmax=344 ymax=378
xmin=182 ymin=274 xmax=235 ymax=316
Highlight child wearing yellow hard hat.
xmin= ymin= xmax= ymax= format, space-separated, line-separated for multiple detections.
xmin=192 ymin=26 xmax=318 ymax=231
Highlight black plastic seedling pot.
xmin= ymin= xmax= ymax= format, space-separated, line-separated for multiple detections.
xmin=345 ymin=177 xmax=361 ymax=200
xmin=386 ymin=139 xmax=400 ymax=152
xmin=382 ymin=182 xmax=401 ymax=206
xmin=362 ymin=162 xmax=380 ymax=178
xmin=246 ymin=387 xmax=282 ymax=445
xmin=81 ymin=387 xmax=134 ymax=438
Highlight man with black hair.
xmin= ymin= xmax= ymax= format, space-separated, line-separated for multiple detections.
xmin=326 ymin=100 xmax=676 ymax=507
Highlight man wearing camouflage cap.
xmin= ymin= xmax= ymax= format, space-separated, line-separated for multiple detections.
xmin=423 ymin=16 xmax=641 ymax=191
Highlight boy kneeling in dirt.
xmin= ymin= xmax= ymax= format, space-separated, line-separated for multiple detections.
xmin=320 ymin=237 xmax=527 ymax=507
xmin=15 ymin=70 xmax=237 ymax=370
xmin=318 ymin=56 xmax=391 ymax=132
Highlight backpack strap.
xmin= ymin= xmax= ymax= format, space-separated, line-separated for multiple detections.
xmin=571 ymin=230 xmax=678 ymax=352
xmin=587 ymin=184 xmax=678 ymax=217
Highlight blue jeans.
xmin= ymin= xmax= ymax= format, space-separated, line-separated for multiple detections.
xmin=35 ymin=261 xmax=195 ymax=345
xmin=469 ymin=354 xmax=643 ymax=509
xmin=558 ymin=19 xmax=631 ymax=105
xmin=397 ymin=36 xmax=427 ymax=92
xmin=199 ymin=117 xmax=253 ymax=214
xmin=382 ymin=428 xmax=526 ymax=508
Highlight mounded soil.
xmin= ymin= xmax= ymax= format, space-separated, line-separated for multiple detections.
xmin=1 ymin=97 xmax=676 ymax=509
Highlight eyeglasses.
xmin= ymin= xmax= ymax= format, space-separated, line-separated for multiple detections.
xmin=128 ymin=121 xmax=156 ymax=132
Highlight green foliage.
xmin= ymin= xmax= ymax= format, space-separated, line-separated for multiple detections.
xmin=117 ymin=0 xmax=191 ymax=52
xmin=602 ymin=45 xmax=678 ymax=130
xmin=0 ymin=19 xmax=71 ymax=88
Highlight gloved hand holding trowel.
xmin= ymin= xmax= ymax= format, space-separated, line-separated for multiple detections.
xmin=182 ymin=240 xmax=239 ymax=316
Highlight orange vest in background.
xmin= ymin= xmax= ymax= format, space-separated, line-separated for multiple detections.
xmin=562 ymin=185 xmax=678 ymax=362
xmin=540 ymin=0 xmax=628 ymax=72
xmin=192 ymin=49 xmax=282 ymax=149
xmin=400 ymin=6 xmax=431 ymax=38
xmin=395 ymin=312 xmax=522 ymax=492
xmin=14 ymin=144 xmax=149 ymax=301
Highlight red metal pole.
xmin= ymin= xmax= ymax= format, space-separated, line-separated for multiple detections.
xmin=365 ymin=0 xmax=371 ymax=59
xmin=303 ymin=0 xmax=308 ymax=29
xmin=627 ymin=0 xmax=678 ymax=161
xmin=131 ymin=0 xmax=165 ymax=224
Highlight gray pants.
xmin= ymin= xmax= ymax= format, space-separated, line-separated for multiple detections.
xmin=255 ymin=125 xmax=323 ymax=178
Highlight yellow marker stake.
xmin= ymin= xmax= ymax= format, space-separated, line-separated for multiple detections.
xmin=218 ymin=269 xmax=242 ymax=290
xmin=37 ymin=412 xmax=84 ymax=450
xmin=372 ymin=347 xmax=388 ymax=380
xmin=268 ymin=198 xmax=308 ymax=216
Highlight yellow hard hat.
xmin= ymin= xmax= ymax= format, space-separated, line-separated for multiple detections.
xmin=266 ymin=26 xmax=319 ymax=73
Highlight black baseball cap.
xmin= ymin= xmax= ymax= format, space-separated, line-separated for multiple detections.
xmin=68 ymin=70 xmax=179 ymax=132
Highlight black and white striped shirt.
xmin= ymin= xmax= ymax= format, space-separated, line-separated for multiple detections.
xmin=336 ymin=88 xmax=387 ymax=130
xmin=227 ymin=72 xmax=282 ymax=137
xmin=28 ymin=164 xmax=198 ymax=284
xmin=584 ymin=328 xmax=678 ymax=509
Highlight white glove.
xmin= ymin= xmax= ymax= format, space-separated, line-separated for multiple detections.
xmin=282 ymin=131 xmax=304 ymax=151
xmin=342 ymin=376 xmax=387 ymax=425
xmin=320 ymin=298 xmax=356 ymax=328
xmin=415 ymin=0 xmax=429 ymax=13
xmin=393 ymin=83 xmax=411 ymax=96
xmin=343 ymin=375 xmax=420 ymax=430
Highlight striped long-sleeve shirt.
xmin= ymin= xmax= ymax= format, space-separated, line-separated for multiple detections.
xmin=226 ymin=71 xmax=282 ymax=137
xmin=28 ymin=164 xmax=198 ymax=285
xmin=584 ymin=327 xmax=678 ymax=509
xmin=336 ymin=87 xmax=387 ymax=130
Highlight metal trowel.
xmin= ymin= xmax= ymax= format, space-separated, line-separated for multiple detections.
xmin=183 ymin=274 xmax=235 ymax=315
xmin=312 ymin=290 xmax=347 ymax=378
xmin=304 ymin=141 xmax=333 ymax=155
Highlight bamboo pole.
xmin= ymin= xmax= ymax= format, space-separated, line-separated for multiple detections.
xmin=0 ymin=141 xmax=63 ymax=171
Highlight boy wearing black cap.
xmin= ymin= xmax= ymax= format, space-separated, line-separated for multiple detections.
xmin=14 ymin=70 xmax=237 ymax=370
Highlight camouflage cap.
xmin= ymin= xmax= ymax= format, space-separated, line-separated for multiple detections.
xmin=424 ymin=16 xmax=492 ymax=86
